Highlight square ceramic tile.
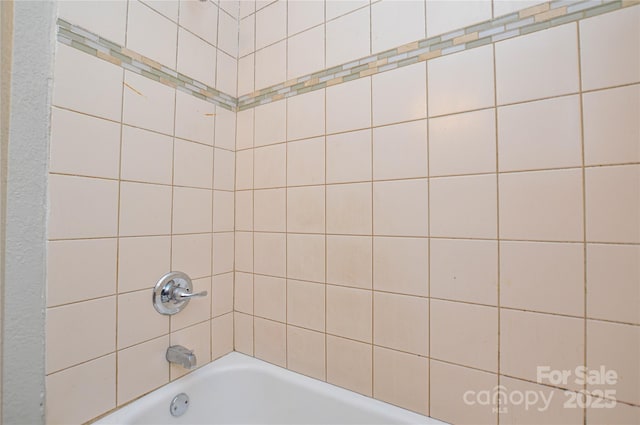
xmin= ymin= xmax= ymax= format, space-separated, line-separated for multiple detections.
xmin=255 ymin=40 xmax=286 ymax=89
xmin=326 ymin=7 xmax=370 ymax=67
xmin=430 ymin=238 xmax=498 ymax=306
xmin=254 ymin=318 xmax=286 ymax=367
xmin=171 ymin=233 xmax=212 ymax=278
xmin=580 ymin=6 xmax=640 ymax=90
xmin=430 ymin=174 xmax=497 ymax=239
xmin=127 ymin=0 xmax=178 ymax=67
xmin=287 ymin=233 xmax=325 ymax=283
xmin=177 ymin=27 xmax=217 ymax=88
xmin=498 ymin=95 xmax=582 ymax=171
xmin=586 ymin=165 xmax=640 ymax=244
xmin=426 ymin=0 xmax=492 ymax=38
xmin=48 ymin=175 xmax=119 ymax=239
xmin=326 ymin=77 xmax=372 ymax=134
xmin=495 ymin=23 xmax=579 ymax=104
xmin=327 ymin=285 xmax=372 ymax=342
xmin=372 ymin=62 xmax=427 ymax=126
xmin=255 ymin=99 xmax=286 ymax=147
xmin=287 ymin=90 xmax=325 ymax=142
xmin=428 ymin=45 xmax=495 ymax=117
xmin=586 ymin=395 xmax=640 ymax=425
xmin=371 ymin=0 xmax=425 ymax=53
xmin=46 ymin=297 xmax=116 ymax=373
xmin=175 ymin=90 xmax=216 ymax=146
xmin=215 ymin=107 xmax=236 ymax=151
xmin=492 ymin=0 xmax=545 ymax=17
xmin=236 ymin=108 xmax=254 ymax=150
xmin=287 ymin=326 xmax=325 ymax=380
xmin=373 ymin=291 xmax=428 ymax=356
xmin=122 ymin=71 xmax=175 ymax=136
xmin=584 ymin=85 xmax=640 ymax=166
xmin=211 ymin=272 xmax=234 ymax=317
xmin=141 ymin=0 xmax=179 ymax=21
xmin=254 ymin=144 xmax=286 ymax=188
xmin=326 ymin=182 xmax=372 ymax=235
xmin=287 ymin=137 xmax=325 ymax=186
xmin=121 ymin=125 xmax=173 ymax=185
xmin=212 ymin=232 xmax=234 ymax=274
xmin=430 ymin=299 xmax=498 ymax=372
xmin=169 ymin=321 xmax=211 ymax=379
xmin=172 ymin=187 xmax=213 ymax=234
xmin=220 ymin=0 xmax=239 ymax=18
xmin=235 ymin=149 xmax=254 ymax=190
xmin=499 ymin=169 xmax=583 ymax=241
xmin=239 ymin=14 xmax=255 ymax=57
xmin=326 ymin=0 xmax=369 ymax=21
xmin=287 ymin=25 xmax=325 ymax=79
xmin=240 ymin=0 xmax=256 ymax=18
xmin=174 ymin=139 xmax=214 ymax=189
xmin=255 ymin=0 xmax=286 ymax=50
xmin=287 ymin=279 xmax=325 ymax=331
xmin=118 ymin=236 xmax=171 ymax=293
xmin=287 ymin=185 xmax=325 ymax=234
xmin=218 ymin=49 xmax=239 ymax=98
xmin=235 ymin=190 xmax=253 ymax=231
xmin=288 ymin=0 xmax=323 ymax=35
xmin=429 ymin=109 xmax=496 ymax=176
xmin=238 ymin=54 xmax=255 ymax=96
xmin=587 ymin=244 xmax=640 ymax=325
xmin=500 ymin=241 xmax=584 ymax=316
xmin=46 ymin=355 xmax=115 ymax=425
xmin=170 ymin=277 xmax=211 ymax=331
xmin=373 ymin=346 xmax=428 ymax=415
xmin=373 ymin=120 xmax=428 ymax=180
xmin=117 ymin=289 xmax=169 ymax=349
xmin=326 ymin=335 xmax=373 ymax=397
xmin=211 ymin=312 xmax=234 ymax=360
xmin=373 ymin=236 xmax=428 ymax=296
xmin=587 ymin=320 xmax=639 ymax=405
xmin=53 ymin=44 xmax=123 ymax=121
xmin=254 ymin=275 xmax=286 ymax=322
xmin=254 ymin=232 xmax=286 ymax=277
xmin=326 ymin=129 xmax=372 ymax=184
xmin=214 ymin=148 xmax=236 ymax=191
xmin=179 ymin=0 xmax=218 ymax=44
xmin=234 ymin=312 xmax=254 ymax=355
xmin=234 ymin=272 xmax=253 ymax=314
xmin=326 ymin=235 xmax=372 ymax=289
xmin=501 ymin=309 xmax=583 ymax=391
xmin=218 ymin=9 xmax=239 ymax=57
xmin=213 ymin=190 xmax=235 ymax=232
xmin=254 ymin=188 xmax=286 ymax=232
xmin=117 ymin=335 xmax=169 ymax=405
xmin=373 ymin=179 xmax=428 ymax=236
xmin=235 ymin=231 xmax=254 ymax=272
xmin=47 ymin=239 xmax=117 ymax=307
xmin=58 ymin=0 xmax=127 ymax=45
xmin=49 ymin=108 xmax=120 ymax=179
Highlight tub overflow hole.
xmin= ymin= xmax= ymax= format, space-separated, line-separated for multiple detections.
xmin=170 ymin=393 xmax=190 ymax=417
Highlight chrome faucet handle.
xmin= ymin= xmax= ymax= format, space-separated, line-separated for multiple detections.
xmin=172 ymin=287 xmax=208 ymax=301
xmin=153 ymin=271 xmax=208 ymax=315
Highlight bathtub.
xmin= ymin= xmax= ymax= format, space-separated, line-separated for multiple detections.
xmin=96 ymin=352 xmax=447 ymax=424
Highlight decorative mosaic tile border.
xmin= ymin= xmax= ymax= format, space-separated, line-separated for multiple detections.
xmin=56 ymin=0 xmax=637 ymax=113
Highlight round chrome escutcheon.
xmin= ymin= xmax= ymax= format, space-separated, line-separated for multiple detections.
xmin=170 ymin=393 xmax=190 ymax=417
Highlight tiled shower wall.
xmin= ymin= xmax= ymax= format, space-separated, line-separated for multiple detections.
xmin=45 ymin=1 xmax=239 ymax=423
xmin=233 ymin=1 xmax=640 ymax=425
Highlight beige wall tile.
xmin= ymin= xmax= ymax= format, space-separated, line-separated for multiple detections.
xmin=254 ymin=232 xmax=286 ymax=277
xmin=235 ymin=190 xmax=254 ymax=231
xmin=174 ymin=139 xmax=214 ymax=189
xmin=327 ymin=285 xmax=372 ymax=342
xmin=255 ymin=99 xmax=286 ymax=147
xmin=49 ymin=175 xmax=119 ymax=239
xmin=287 ymin=233 xmax=325 ymax=283
xmin=118 ymin=236 xmax=171 ymax=293
xmin=254 ymin=275 xmax=286 ymax=322
xmin=119 ymin=182 xmax=172 ymax=237
xmin=495 ymin=23 xmax=579 ymax=104
xmin=587 ymin=244 xmax=640 ymax=325
xmin=235 ymin=231 xmax=254 ymax=272
xmin=430 ymin=174 xmax=497 ymax=239
xmin=373 ymin=179 xmax=429 ymax=236
xmin=178 ymin=0 xmax=217 ymax=44
xmin=212 ymin=272 xmax=234 ymax=317
xmin=373 ymin=291 xmax=428 ymax=356
xmin=215 ymin=107 xmax=236 ymax=151
xmin=288 ymin=0 xmax=323 ymax=35
xmin=374 ymin=236 xmax=429 ymax=297
xmin=287 ymin=26 xmax=325 ymax=80
xmin=46 ymin=297 xmax=116 ymax=374
xmin=371 ymin=0 xmax=425 ymax=53
xmin=172 ymin=233 xmax=212 ymax=279
xmin=492 ymin=0 xmax=545 ymax=17
xmin=213 ymin=190 xmax=235 ymax=232
xmin=327 ymin=235 xmax=372 ymax=289
xmin=287 ymin=185 xmax=325 ymax=234
xmin=429 ymin=109 xmax=496 ymax=177
xmin=234 ymin=272 xmax=254 ymax=314
xmin=213 ymin=232 xmax=235 ymax=275
xmin=142 ymin=0 xmax=179 ymax=21
xmin=373 ymin=120 xmax=428 ymax=180
xmin=254 ymin=318 xmax=286 ymax=367
xmin=255 ymin=40 xmax=286 ymax=90
xmin=254 ymin=188 xmax=286 ymax=232
xmin=169 ymin=321 xmax=211 ymax=380
xmin=47 ymin=239 xmax=117 ymax=307
xmin=426 ymin=0 xmax=492 ymax=38
xmin=499 ymin=169 xmax=583 ymax=241
xmin=372 ymin=62 xmax=427 ymax=126
xmin=172 ymin=187 xmax=213 ymax=234
xmin=584 ymin=84 xmax=640 ymax=166
xmin=255 ymin=0 xmax=286 ymax=50
xmin=586 ymin=165 xmax=640 ymax=243
xmin=287 ymin=279 xmax=325 ymax=331
xmin=501 ymin=309 xmax=583 ymax=391
xmin=287 ymin=137 xmax=325 ymax=186
xmin=373 ymin=346 xmax=428 ymax=415
xmin=326 ymin=335 xmax=372 ymax=396
xmin=254 ymin=144 xmax=286 ymax=189
xmin=326 ymin=77 xmax=372 ymax=134
xmin=218 ymin=8 xmax=239 ymax=57
xmin=117 ymin=335 xmax=169 ymax=405
xmin=49 ymin=108 xmax=121 ymax=179
xmin=238 ymin=55 xmax=256 ymax=96
xmin=431 ymin=299 xmax=498 ymax=372
xmin=287 ymin=90 xmax=325 ymax=142
xmin=498 ymin=95 xmax=582 ymax=171
xmin=287 ymin=326 xmax=325 ymax=380
xmin=326 ymin=0 xmax=368 ymax=21
xmin=326 ymin=129 xmax=372 ymax=184
xmin=211 ymin=312 xmax=234 ymax=360
xmin=239 ymin=13 xmax=255 ymax=57
xmin=217 ymin=51 xmax=238 ymax=97
xmin=58 ymin=0 xmax=127 ymax=45
xmin=214 ymin=148 xmax=236 ymax=191
xmin=326 ymin=7 xmax=370 ymax=68
xmin=236 ymin=109 xmax=254 ymax=150
xmin=500 ymin=241 xmax=584 ymax=317
xmin=121 ymin=126 xmax=173 ymax=185
xmin=122 ymin=71 xmax=175 ymax=136
xmin=587 ymin=398 xmax=640 ymax=425
xmin=46 ymin=354 xmax=116 ymax=425
xmin=117 ymin=289 xmax=168 ymax=349
xmin=127 ymin=0 xmax=177 ymax=67
xmin=234 ymin=312 xmax=254 ymax=355
xmin=171 ymin=277 xmax=211 ymax=331
xmin=326 ymin=182 xmax=372 ymax=235
xmin=175 ymin=91 xmax=216 ymax=146
xmin=580 ymin=6 xmax=640 ymax=90
xmin=430 ymin=238 xmax=498 ymax=306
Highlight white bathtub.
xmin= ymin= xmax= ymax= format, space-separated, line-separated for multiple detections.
xmin=96 ymin=352 xmax=448 ymax=425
